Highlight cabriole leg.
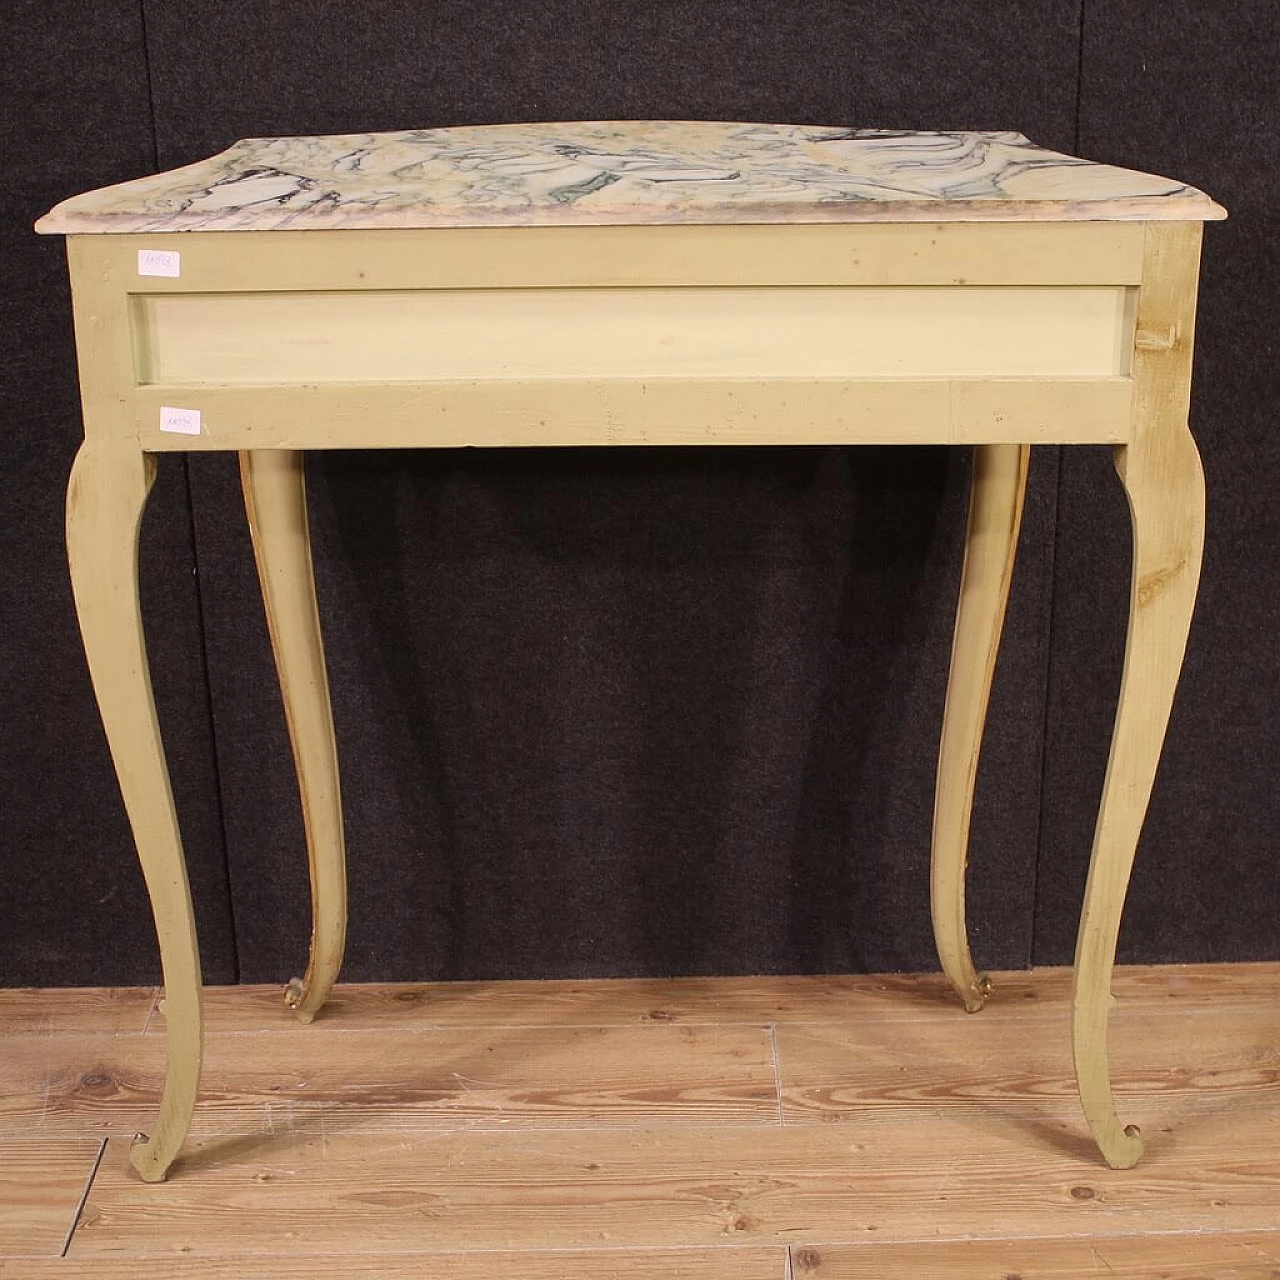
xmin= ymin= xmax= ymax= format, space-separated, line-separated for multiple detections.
xmin=66 ymin=442 xmax=202 ymax=1182
xmin=931 ymin=443 xmax=1030 ymax=1012
xmin=1073 ymin=424 xmax=1204 ymax=1168
xmin=240 ymin=450 xmax=347 ymax=1024
xmin=1073 ymin=220 xmax=1207 ymax=1169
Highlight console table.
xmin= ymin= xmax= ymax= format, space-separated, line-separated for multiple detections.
xmin=36 ymin=121 xmax=1224 ymax=1182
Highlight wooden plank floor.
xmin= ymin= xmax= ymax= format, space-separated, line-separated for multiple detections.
xmin=0 ymin=964 xmax=1278 ymax=1277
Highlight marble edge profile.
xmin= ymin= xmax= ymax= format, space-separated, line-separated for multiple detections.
xmin=35 ymin=193 xmax=1229 ymax=235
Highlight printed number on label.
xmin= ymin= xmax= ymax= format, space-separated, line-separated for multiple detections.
xmin=138 ymin=249 xmax=181 ymax=278
xmin=159 ymin=406 xmax=201 ymax=435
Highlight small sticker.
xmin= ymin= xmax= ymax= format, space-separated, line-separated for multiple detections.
xmin=159 ymin=405 xmax=201 ymax=435
xmin=138 ymin=248 xmax=181 ymax=278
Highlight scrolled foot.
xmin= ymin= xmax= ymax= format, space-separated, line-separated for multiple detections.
xmin=961 ymin=971 xmax=993 ymax=1014
xmin=284 ymin=976 xmax=317 ymax=1025
xmin=1098 ymin=1121 xmax=1145 ymax=1171
xmin=129 ymin=1132 xmax=175 ymax=1183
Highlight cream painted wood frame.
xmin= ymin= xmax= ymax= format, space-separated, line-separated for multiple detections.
xmin=63 ymin=218 xmax=1206 ymax=1182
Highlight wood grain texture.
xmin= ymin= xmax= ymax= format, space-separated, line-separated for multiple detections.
xmin=0 ymin=1247 xmax=786 ymax=1279
xmin=165 ymin=965 xmax=1280 ymax=1034
xmin=8 ymin=1023 xmax=776 ymax=1136
xmin=0 ymin=989 xmax=154 ymax=1037
xmin=2 ymin=969 xmax=1278 ymax=1268
xmin=0 ymin=1139 xmax=103 ymax=1258
xmin=69 ymin=1110 xmax=1280 ymax=1257
xmin=11 ymin=1003 xmax=1275 ymax=1141
xmin=161 ymin=974 xmax=993 ymax=1033
xmin=777 ymin=1006 xmax=1280 ymax=1121
xmin=9 ymin=1237 xmax=1280 ymax=1278
xmin=790 ymin=1233 xmax=1280 ymax=1278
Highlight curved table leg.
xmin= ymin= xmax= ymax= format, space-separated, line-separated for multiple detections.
xmin=67 ymin=443 xmax=202 ymax=1183
xmin=931 ymin=443 xmax=1030 ymax=1012
xmin=240 ymin=450 xmax=347 ymax=1024
xmin=1073 ymin=221 xmax=1207 ymax=1169
xmin=1073 ymin=425 xmax=1204 ymax=1168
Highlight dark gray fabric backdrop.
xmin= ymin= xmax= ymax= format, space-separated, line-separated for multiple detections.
xmin=2 ymin=1 xmax=1275 ymax=987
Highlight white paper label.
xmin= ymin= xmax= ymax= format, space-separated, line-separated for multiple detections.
xmin=138 ymin=249 xmax=181 ymax=278
xmin=159 ymin=405 xmax=202 ymax=435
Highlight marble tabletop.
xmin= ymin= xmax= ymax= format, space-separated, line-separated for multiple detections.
xmin=36 ymin=121 xmax=1225 ymax=234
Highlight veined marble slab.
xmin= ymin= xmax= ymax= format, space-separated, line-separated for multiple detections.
xmin=36 ymin=121 xmax=1225 ymax=234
